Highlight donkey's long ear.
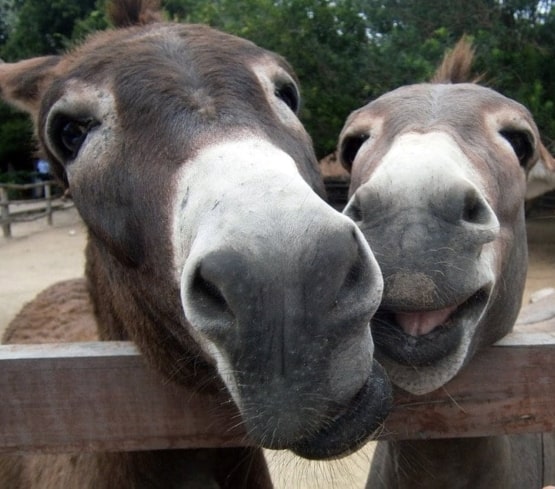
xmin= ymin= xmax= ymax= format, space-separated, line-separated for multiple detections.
xmin=431 ymin=36 xmax=482 ymax=84
xmin=0 ymin=56 xmax=61 ymax=117
xmin=108 ymin=0 xmax=163 ymax=27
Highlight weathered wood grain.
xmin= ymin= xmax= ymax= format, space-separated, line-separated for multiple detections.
xmin=0 ymin=342 xmax=250 ymax=453
xmin=381 ymin=328 xmax=555 ymax=441
xmin=2 ymin=326 xmax=555 ymax=453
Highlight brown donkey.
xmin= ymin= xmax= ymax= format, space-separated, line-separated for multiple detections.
xmin=0 ymin=1 xmax=392 ymax=487
xmin=338 ymin=39 xmax=555 ymax=488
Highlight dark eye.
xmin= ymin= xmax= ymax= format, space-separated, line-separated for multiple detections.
xmin=50 ymin=116 xmax=98 ymax=161
xmin=340 ymin=134 xmax=369 ymax=171
xmin=274 ymin=81 xmax=299 ymax=113
xmin=500 ymin=130 xmax=534 ymax=168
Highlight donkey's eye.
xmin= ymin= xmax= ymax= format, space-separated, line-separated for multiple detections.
xmin=500 ymin=129 xmax=534 ymax=168
xmin=274 ymin=82 xmax=299 ymax=113
xmin=50 ymin=115 xmax=98 ymax=161
xmin=340 ymin=134 xmax=369 ymax=171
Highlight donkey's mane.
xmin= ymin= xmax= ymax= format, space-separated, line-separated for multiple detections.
xmin=108 ymin=0 xmax=163 ymax=27
xmin=430 ymin=36 xmax=482 ymax=84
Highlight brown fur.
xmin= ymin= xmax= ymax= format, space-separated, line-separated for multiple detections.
xmin=0 ymin=56 xmax=62 ymax=115
xmin=0 ymin=0 xmax=393 ymax=485
xmin=430 ymin=36 xmax=483 ymax=84
xmin=2 ymin=278 xmax=97 ymax=344
xmin=0 ymin=1 xmax=276 ymax=487
xmin=108 ymin=0 xmax=163 ymax=27
xmin=0 ymin=449 xmax=272 ymax=489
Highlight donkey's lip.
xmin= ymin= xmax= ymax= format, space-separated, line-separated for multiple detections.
xmin=372 ymin=288 xmax=489 ymax=367
xmin=289 ymin=360 xmax=392 ymax=460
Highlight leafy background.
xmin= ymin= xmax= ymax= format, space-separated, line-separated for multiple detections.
xmin=0 ymin=0 xmax=553 ymax=173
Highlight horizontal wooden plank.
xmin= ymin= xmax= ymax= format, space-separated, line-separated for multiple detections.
xmin=0 ymin=342 xmax=250 ymax=454
xmin=2 ymin=327 xmax=555 ymax=453
xmin=0 ymin=180 xmax=57 ymax=191
xmin=381 ymin=327 xmax=555 ymax=440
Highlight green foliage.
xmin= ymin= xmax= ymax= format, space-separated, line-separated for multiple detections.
xmin=0 ymin=0 xmax=18 ymax=46
xmin=0 ymin=103 xmax=34 ymax=172
xmin=69 ymin=0 xmax=109 ymax=47
xmin=0 ymin=0 xmax=553 ymax=162
xmin=0 ymin=170 xmax=35 ymax=184
xmin=0 ymin=170 xmax=41 ymax=200
xmin=0 ymin=0 xmax=98 ymax=59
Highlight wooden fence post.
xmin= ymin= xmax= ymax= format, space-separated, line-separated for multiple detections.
xmin=45 ymin=182 xmax=53 ymax=226
xmin=0 ymin=187 xmax=11 ymax=238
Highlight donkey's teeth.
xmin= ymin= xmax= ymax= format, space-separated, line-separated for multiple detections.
xmin=395 ymin=305 xmax=458 ymax=336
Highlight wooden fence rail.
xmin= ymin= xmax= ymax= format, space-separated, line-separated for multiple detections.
xmin=0 ymin=181 xmax=73 ymax=238
xmin=1 ymin=321 xmax=555 ymax=454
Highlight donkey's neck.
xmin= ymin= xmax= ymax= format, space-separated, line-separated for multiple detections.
xmin=3 ymin=448 xmax=272 ymax=489
xmin=85 ymin=237 xmax=151 ymax=341
xmin=93 ymin=449 xmax=272 ymax=489
xmin=368 ymin=435 xmax=546 ymax=489
xmin=84 ymin=237 xmax=217 ymax=388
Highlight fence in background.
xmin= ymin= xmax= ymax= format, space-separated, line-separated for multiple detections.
xmin=0 ymin=181 xmax=73 ymax=238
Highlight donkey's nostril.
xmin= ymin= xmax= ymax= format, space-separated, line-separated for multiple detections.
xmin=462 ymin=189 xmax=491 ymax=225
xmin=434 ymin=184 xmax=500 ymax=247
xmin=437 ymin=183 xmax=498 ymax=234
xmin=344 ymin=233 xmax=366 ymax=288
xmin=191 ymin=264 xmax=231 ymax=320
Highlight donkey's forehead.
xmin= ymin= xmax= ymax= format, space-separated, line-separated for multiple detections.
xmin=55 ymin=23 xmax=294 ymax=106
xmin=39 ymin=22 xmax=304 ymax=150
xmin=359 ymin=83 xmax=531 ymax=129
xmin=68 ymin=22 xmax=280 ymax=68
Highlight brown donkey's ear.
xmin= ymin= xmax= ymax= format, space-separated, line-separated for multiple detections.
xmin=0 ymin=56 xmax=61 ymax=117
xmin=430 ymin=35 xmax=483 ymax=84
xmin=108 ymin=0 xmax=163 ymax=27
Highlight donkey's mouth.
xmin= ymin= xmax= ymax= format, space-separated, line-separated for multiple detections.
xmin=290 ymin=360 xmax=391 ymax=460
xmin=372 ymin=289 xmax=488 ymax=367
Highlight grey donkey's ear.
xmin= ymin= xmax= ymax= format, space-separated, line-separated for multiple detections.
xmin=0 ymin=56 xmax=61 ymax=117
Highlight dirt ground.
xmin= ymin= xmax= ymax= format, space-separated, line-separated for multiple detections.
xmin=1 ymin=208 xmax=554 ymax=488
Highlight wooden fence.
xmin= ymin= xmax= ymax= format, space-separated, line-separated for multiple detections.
xmin=1 ymin=308 xmax=554 ymax=454
xmin=0 ymin=181 xmax=73 ymax=238
xmin=1 ymin=173 xmax=554 ymax=453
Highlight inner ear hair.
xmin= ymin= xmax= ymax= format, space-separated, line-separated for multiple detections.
xmin=0 ymin=56 xmax=61 ymax=116
xmin=108 ymin=0 xmax=163 ymax=28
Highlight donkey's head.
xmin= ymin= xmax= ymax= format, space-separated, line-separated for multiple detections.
xmin=0 ymin=0 xmax=391 ymax=459
xmin=339 ymin=38 xmax=555 ymax=395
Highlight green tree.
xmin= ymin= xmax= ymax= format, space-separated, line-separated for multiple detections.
xmin=70 ymin=0 xmax=109 ymax=46
xmin=1 ymin=0 xmax=97 ymax=60
xmin=0 ymin=0 xmax=20 ymax=47
xmin=0 ymin=103 xmax=34 ymax=174
xmin=0 ymin=0 xmax=553 ymax=169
